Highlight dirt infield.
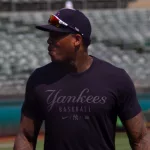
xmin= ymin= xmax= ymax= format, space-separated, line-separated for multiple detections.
xmin=129 ymin=0 xmax=150 ymax=8
xmin=0 ymin=136 xmax=15 ymax=143
xmin=0 ymin=134 xmax=44 ymax=143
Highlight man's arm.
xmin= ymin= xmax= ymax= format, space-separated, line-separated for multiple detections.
xmin=122 ymin=112 xmax=150 ymax=150
xmin=13 ymin=114 xmax=43 ymax=150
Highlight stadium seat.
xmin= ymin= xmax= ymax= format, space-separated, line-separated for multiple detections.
xmin=0 ymin=9 xmax=150 ymax=95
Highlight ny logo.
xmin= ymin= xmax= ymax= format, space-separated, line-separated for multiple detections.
xmin=73 ymin=114 xmax=79 ymax=120
xmin=56 ymin=12 xmax=60 ymax=17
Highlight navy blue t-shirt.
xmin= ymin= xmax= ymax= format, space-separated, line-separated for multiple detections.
xmin=22 ymin=56 xmax=141 ymax=150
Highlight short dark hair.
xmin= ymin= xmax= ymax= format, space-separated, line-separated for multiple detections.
xmin=82 ymin=38 xmax=91 ymax=49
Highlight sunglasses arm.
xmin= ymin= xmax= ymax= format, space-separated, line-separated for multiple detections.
xmin=59 ymin=20 xmax=68 ymax=27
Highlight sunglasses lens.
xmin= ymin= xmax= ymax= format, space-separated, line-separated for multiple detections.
xmin=49 ymin=15 xmax=60 ymax=27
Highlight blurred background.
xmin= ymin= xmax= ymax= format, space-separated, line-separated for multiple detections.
xmin=0 ymin=0 xmax=150 ymax=149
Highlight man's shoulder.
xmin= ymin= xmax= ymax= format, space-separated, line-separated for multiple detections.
xmin=32 ymin=62 xmax=60 ymax=76
xmin=27 ymin=62 xmax=68 ymax=85
xmin=26 ymin=62 xmax=55 ymax=82
xmin=94 ymin=56 xmax=126 ymax=76
xmin=37 ymin=62 xmax=57 ymax=71
xmin=94 ymin=56 xmax=133 ymax=88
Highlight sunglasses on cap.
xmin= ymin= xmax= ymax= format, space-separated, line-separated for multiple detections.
xmin=48 ymin=14 xmax=84 ymax=36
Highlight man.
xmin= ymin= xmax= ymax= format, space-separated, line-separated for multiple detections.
xmin=13 ymin=8 xmax=150 ymax=150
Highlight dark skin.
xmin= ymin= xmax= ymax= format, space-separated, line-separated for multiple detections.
xmin=47 ymin=31 xmax=93 ymax=72
xmin=13 ymin=115 xmax=42 ymax=150
xmin=13 ymin=31 xmax=150 ymax=150
xmin=123 ymin=112 xmax=150 ymax=150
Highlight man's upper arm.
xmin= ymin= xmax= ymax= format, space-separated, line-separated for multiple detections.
xmin=20 ymin=114 xmax=42 ymax=143
xmin=122 ymin=112 xmax=150 ymax=150
xmin=14 ymin=113 xmax=43 ymax=150
xmin=123 ymin=112 xmax=147 ymax=143
xmin=116 ymin=70 xmax=150 ymax=149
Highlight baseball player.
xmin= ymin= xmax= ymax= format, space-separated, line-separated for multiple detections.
xmin=13 ymin=8 xmax=150 ymax=150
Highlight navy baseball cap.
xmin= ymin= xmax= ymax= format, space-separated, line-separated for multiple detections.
xmin=36 ymin=8 xmax=92 ymax=40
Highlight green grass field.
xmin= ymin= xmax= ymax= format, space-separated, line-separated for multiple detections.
xmin=0 ymin=132 xmax=131 ymax=150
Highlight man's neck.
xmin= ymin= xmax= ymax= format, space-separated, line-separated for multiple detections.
xmin=69 ymin=52 xmax=93 ymax=73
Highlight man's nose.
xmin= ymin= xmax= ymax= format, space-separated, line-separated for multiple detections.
xmin=47 ymin=38 xmax=52 ymax=44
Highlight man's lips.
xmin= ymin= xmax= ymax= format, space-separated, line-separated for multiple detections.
xmin=48 ymin=45 xmax=54 ymax=52
xmin=48 ymin=44 xmax=59 ymax=51
xmin=49 ymin=51 xmax=56 ymax=56
xmin=48 ymin=46 xmax=56 ymax=55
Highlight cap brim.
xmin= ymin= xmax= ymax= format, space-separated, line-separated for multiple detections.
xmin=36 ymin=24 xmax=72 ymax=33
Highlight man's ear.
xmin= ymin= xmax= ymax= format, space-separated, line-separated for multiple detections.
xmin=73 ymin=34 xmax=82 ymax=47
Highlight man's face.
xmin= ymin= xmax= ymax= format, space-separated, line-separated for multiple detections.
xmin=47 ymin=31 xmax=77 ymax=62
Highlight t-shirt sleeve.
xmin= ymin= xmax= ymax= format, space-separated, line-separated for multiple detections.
xmin=21 ymin=69 xmax=43 ymax=120
xmin=117 ymin=69 xmax=141 ymax=121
